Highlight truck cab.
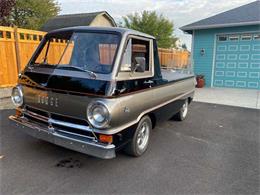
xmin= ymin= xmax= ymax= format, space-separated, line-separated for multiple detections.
xmin=9 ymin=27 xmax=195 ymax=159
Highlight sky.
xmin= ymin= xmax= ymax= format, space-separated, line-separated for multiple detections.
xmin=57 ymin=0 xmax=256 ymax=50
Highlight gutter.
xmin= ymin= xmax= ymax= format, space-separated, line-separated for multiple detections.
xmin=180 ymin=21 xmax=260 ymax=32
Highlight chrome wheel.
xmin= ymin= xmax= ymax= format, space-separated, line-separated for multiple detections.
xmin=124 ymin=116 xmax=152 ymax=157
xmin=181 ymin=99 xmax=188 ymax=118
xmin=136 ymin=121 xmax=150 ymax=151
xmin=173 ymin=99 xmax=189 ymax=121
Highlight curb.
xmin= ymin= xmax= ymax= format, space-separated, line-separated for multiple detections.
xmin=0 ymin=88 xmax=12 ymax=99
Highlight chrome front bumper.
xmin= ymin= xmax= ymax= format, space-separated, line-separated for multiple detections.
xmin=9 ymin=115 xmax=116 ymax=159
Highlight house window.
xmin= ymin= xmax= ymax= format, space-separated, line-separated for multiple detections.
xmin=253 ymin=34 xmax=260 ymax=40
xmin=218 ymin=35 xmax=227 ymax=41
xmin=229 ymin=35 xmax=239 ymax=41
xmin=241 ymin=34 xmax=252 ymax=41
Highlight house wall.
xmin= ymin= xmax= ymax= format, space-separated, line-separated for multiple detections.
xmin=193 ymin=25 xmax=260 ymax=87
xmin=90 ymin=15 xmax=115 ymax=27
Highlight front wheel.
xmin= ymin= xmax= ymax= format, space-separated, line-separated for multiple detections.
xmin=124 ymin=116 xmax=152 ymax=157
xmin=174 ymin=99 xmax=189 ymax=121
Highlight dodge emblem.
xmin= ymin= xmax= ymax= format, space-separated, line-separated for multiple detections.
xmin=37 ymin=95 xmax=59 ymax=107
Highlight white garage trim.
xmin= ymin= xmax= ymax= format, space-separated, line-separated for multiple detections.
xmin=211 ymin=34 xmax=217 ymax=87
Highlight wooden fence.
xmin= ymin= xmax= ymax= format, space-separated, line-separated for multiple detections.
xmin=0 ymin=26 xmax=190 ymax=87
xmin=158 ymin=48 xmax=190 ymax=69
xmin=0 ymin=26 xmax=46 ymax=87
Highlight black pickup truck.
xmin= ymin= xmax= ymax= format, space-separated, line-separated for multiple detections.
xmin=9 ymin=27 xmax=195 ymax=159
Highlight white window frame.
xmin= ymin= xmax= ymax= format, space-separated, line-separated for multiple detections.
xmin=241 ymin=34 xmax=252 ymax=41
xmin=253 ymin=34 xmax=260 ymax=40
xmin=229 ymin=35 xmax=239 ymax=41
xmin=218 ymin=35 xmax=227 ymax=42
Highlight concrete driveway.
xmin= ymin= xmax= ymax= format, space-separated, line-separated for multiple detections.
xmin=194 ymin=87 xmax=260 ymax=109
xmin=1 ymin=102 xmax=259 ymax=194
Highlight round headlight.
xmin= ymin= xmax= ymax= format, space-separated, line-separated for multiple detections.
xmin=11 ymin=86 xmax=23 ymax=107
xmin=87 ymin=101 xmax=110 ymax=129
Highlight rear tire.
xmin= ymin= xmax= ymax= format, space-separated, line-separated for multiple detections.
xmin=124 ymin=116 xmax=152 ymax=157
xmin=174 ymin=99 xmax=189 ymax=121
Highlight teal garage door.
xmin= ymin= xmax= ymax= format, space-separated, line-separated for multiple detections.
xmin=213 ymin=33 xmax=260 ymax=89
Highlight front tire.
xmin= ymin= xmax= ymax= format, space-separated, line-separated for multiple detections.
xmin=174 ymin=99 xmax=189 ymax=121
xmin=124 ymin=116 xmax=152 ymax=157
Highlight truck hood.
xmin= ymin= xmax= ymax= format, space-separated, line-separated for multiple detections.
xmin=19 ymin=71 xmax=111 ymax=120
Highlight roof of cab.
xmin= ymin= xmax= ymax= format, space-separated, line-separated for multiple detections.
xmin=47 ymin=26 xmax=155 ymax=39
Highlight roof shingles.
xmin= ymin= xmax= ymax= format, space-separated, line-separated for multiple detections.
xmin=181 ymin=0 xmax=260 ymax=32
xmin=41 ymin=11 xmax=116 ymax=32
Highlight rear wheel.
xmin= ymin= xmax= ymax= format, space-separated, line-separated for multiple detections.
xmin=174 ymin=99 xmax=189 ymax=121
xmin=124 ymin=116 xmax=152 ymax=157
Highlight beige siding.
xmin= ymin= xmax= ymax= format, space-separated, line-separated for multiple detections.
xmin=90 ymin=15 xmax=114 ymax=27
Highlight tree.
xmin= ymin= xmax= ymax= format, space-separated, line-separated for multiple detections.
xmin=9 ymin=0 xmax=60 ymax=29
xmin=122 ymin=11 xmax=178 ymax=48
xmin=0 ymin=0 xmax=15 ymax=26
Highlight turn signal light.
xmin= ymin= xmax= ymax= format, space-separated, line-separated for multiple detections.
xmin=99 ymin=134 xmax=113 ymax=144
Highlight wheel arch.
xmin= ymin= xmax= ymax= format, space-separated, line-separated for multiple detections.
xmin=188 ymin=97 xmax=193 ymax=104
xmin=147 ymin=112 xmax=156 ymax=129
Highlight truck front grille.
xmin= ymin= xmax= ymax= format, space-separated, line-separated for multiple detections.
xmin=24 ymin=106 xmax=95 ymax=139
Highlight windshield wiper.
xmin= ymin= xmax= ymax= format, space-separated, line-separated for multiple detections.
xmin=57 ymin=65 xmax=97 ymax=79
xmin=28 ymin=62 xmax=54 ymax=70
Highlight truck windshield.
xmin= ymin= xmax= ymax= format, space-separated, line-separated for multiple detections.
xmin=30 ymin=32 xmax=120 ymax=74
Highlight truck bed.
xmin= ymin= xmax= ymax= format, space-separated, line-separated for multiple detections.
xmin=161 ymin=69 xmax=194 ymax=82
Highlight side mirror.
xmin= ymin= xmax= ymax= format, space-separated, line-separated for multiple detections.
xmin=132 ymin=57 xmax=146 ymax=72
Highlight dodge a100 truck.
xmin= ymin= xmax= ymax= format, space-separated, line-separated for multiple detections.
xmin=9 ymin=27 xmax=195 ymax=159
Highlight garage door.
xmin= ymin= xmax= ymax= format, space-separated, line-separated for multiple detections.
xmin=213 ymin=33 xmax=260 ymax=89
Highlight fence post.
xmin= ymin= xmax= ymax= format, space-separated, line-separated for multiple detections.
xmin=13 ymin=26 xmax=21 ymax=74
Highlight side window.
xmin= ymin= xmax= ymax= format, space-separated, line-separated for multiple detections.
xmin=120 ymin=38 xmax=150 ymax=73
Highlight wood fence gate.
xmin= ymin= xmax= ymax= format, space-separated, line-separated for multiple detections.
xmin=0 ymin=26 xmax=46 ymax=87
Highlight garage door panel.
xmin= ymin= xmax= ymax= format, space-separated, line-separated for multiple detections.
xmin=240 ymin=45 xmax=250 ymax=51
xmin=214 ymin=33 xmax=260 ymax=89
xmin=226 ymin=62 xmax=236 ymax=68
xmin=250 ymin=62 xmax=260 ymax=69
xmin=252 ymin=44 xmax=260 ymax=51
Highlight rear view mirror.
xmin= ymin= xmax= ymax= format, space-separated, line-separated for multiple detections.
xmin=132 ymin=57 xmax=146 ymax=72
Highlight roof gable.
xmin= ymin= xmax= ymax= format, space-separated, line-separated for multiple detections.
xmin=181 ymin=1 xmax=260 ymax=32
xmin=41 ymin=11 xmax=116 ymax=32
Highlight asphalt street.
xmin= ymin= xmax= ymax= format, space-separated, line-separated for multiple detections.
xmin=0 ymin=102 xmax=259 ymax=194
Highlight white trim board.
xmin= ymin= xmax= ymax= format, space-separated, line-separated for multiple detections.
xmin=211 ymin=34 xmax=217 ymax=87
